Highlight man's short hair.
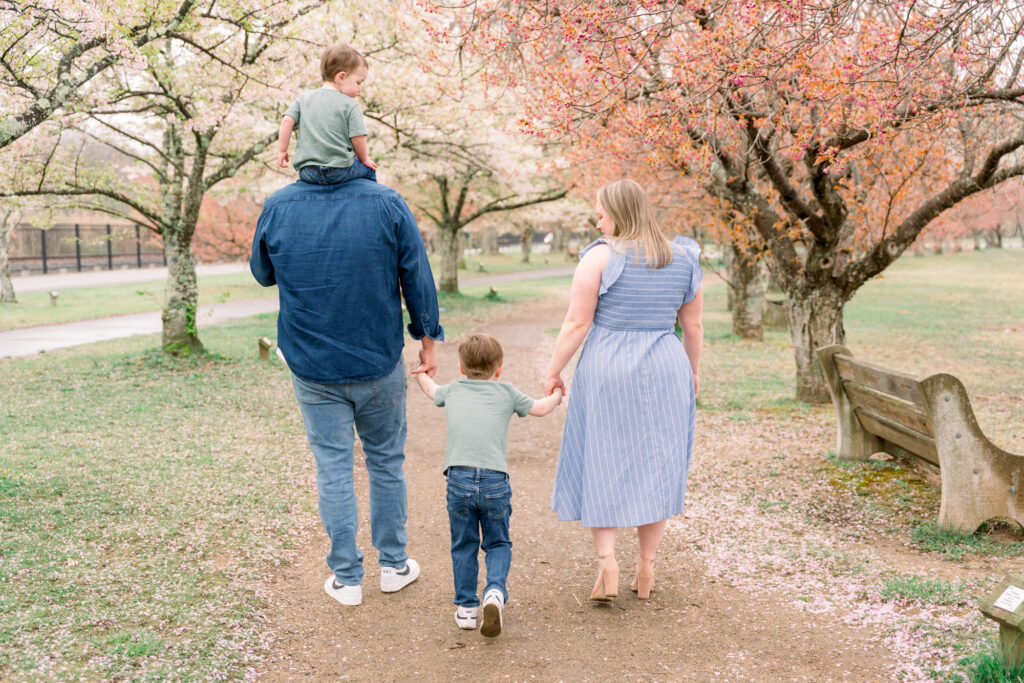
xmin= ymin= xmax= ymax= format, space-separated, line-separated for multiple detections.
xmin=458 ymin=334 xmax=504 ymax=379
xmin=320 ymin=44 xmax=366 ymax=82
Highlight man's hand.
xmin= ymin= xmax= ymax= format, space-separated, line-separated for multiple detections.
xmin=411 ymin=338 xmax=437 ymax=377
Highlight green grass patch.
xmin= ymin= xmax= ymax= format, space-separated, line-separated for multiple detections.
xmin=910 ymin=522 xmax=1024 ymax=561
xmin=0 ymin=272 xmax=275 ymax=331
xmin=431 ymin=250 xmax=576 ymax=276
xmin=959 ymin=639 xmax=1024 ymax=682
xmin=436 ymin=276 xmax=572 ymax=336
xmin=699 ymin=249 xmax=1024 ymax=446
xmin=0 ymin=273 xmax=562 ymax=678
xmin=0 ymin=315 xmax=308 ymax=679
xmin=879 ymin=574 xmax=967 ymax=605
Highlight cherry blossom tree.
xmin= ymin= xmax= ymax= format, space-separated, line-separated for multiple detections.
xmin=363 ymin=8 xmax=569 ymax=294
xmin=6 ymin=0 xmax=329 ymax=352
xmin=0 ymin=0 xmax=197 ymax=149
xmin=443 ymin=0 xmax=1024 ymax=401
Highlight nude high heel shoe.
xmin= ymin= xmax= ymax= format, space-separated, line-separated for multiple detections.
xmin=590 ymin=554 xmax=619 ymax=602
xmin=630 ymin=557 xmax=655 ymax=599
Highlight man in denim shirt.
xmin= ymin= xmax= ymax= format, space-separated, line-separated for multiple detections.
xmin=251 ymin=177 xmax=444 ymax=607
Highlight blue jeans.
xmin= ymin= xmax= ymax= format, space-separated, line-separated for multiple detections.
xmin=446 ymin=467 xmax=512 ymax=607
xmin=299 ymin=159 xmax=377 ymax=185
xmin=292 ymin=359 xmax=408 ymax=585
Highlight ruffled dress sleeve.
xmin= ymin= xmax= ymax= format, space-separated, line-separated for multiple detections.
xmin=580 ymin=238 xmax=625 ymax=296
xmin=672 ymin=235 xmax=703 ymax=304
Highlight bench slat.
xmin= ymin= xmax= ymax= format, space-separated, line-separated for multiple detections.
xmin=834 ymin=354 xmax=924 ymax=405
xmin=842 ymin=381 xmax=933 ymax=438
xmin=855 ymin=408 xmax=940 ymax=466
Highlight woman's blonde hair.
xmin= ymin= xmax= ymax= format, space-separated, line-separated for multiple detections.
xmin=597 ymin=179 xmax=672 ymax=269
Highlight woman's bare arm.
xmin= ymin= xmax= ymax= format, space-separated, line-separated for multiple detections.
xmin=677 ymin=285 xmax=704 ymax=395
xmin=544 ymin=244 xmax=609 ymax=396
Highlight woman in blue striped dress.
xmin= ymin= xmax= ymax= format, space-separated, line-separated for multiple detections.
xmin=545 ymin=179 xmax=704 ymax=602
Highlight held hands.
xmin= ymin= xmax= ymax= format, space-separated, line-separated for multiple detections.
xmin=545 ymin=374 xmax=566 ymax=399
xmin=411 ymin=343 xmax=438 ymax=378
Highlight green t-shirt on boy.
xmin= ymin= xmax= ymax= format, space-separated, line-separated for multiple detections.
xmin=284 ymin=88 xmax=367 ymax=171
xmin=434 ymin=379 xmax=535 ymax=475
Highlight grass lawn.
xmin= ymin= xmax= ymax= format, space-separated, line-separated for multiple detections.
xmin=1 ymin=246 xmax=1021 ymax=680
xmin=429 ymin=250 xmax=576 ymax=277
xmin=0 ymin=273 xmax=277 ymax=332
xmin=698 ymin=247 xmax=1024 ymax=447
xmin=690 ymin=246 xmax=1024 ymax=680
xmin=0 ymin=277 xmax=569 ymax=680
xmin=0 ymin=254 xmax=574 ymax=332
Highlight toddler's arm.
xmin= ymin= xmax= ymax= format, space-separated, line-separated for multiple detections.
xmin=351 ymin=136 xmax=378 ymax=170
xmin=528 ymin=387 xmax=562 ymax=417
xmin=278 ymin=116 xmax=296 ymax=168
xmin=415 ymin=371 xmax=438 ymax=401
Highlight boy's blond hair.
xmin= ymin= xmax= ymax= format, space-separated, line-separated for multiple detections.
xmin=458 ymin=334 xmax=504 ymax=379
xmin=597 ymin=179 xmax=672 ymax=269
xmin=320 ymin=44 xmax=366 ymax=82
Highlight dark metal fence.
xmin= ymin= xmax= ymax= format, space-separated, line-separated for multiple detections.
xmin=8 ymin=224 xmax=165 ymax=275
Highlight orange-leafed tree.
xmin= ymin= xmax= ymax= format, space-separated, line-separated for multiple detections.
xmin=444 ymin=0 xmax=1024 ymax=401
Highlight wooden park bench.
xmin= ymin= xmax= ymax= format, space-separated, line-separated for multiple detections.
xmin=817 ymin=344 xmax=1024 ymax=532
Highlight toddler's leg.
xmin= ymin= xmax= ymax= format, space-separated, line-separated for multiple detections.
xmin=447 ymin=477 xmax=482 ymax=606
xmin=351 ymin=158 xmax=377 ymax=182
xmin=479 ymin=479 xmax=512 ymax=602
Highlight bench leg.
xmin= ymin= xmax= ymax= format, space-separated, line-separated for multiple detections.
xmin=817 ymin=345 xmax=879 ymax=461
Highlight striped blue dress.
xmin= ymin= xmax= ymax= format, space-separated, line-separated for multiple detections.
xmin=551 ymin=237 xmax=702 ymax=528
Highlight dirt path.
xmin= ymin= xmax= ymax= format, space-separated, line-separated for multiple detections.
xmin=256 ymin=293 xmax=896 ymax=681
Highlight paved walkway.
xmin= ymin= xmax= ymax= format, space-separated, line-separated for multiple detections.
xmin=0 ymin=266 xmax=576 ymax=359
xmin=11 ymin=262 xmax=249 ymax=294
xmin=0 ymin=299 xmax=280 ymax=358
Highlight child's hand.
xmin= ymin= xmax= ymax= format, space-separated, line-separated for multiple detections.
xmin=552 ymin=387 xmax=563 ymax=405
xmin=364 ymin=157 xmax=378 ymax=171
xmin=545 ymin=374 xmax=566 ymax=398
xmin=278 ymin=150 xmax=290 ymax=168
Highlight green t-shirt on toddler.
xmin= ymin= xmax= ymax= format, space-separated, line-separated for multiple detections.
xmin=284 ymin=88 xmax=367 ymax=171
xmin=434 ymin=379 xmax=534 ymax=475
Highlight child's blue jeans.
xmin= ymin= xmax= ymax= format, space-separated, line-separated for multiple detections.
xmin=298 ymin=158 xmax=377 ymax=185
xmin=445 ymin=466 xmax=512 ymax=607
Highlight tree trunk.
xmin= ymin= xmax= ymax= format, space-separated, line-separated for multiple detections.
xmin=520 ymin=226 xmax=534 ymax=263
xmin=722 ymin=244 xmax=734 ymax=311
xmin=161 ymin=228 xmax=203 ymax=354
xmin=786 ymin=286 xmax=846 ymax=403
xmin=438 ymin=222 xmax=460 ymax=293
xmin=0 ymin=218 xmax=16 ymax=303
xmin=726 ymin=242 xmax=763 ymax=338
xmin=481 ymin=227 xmax=497 ymax=255
xmin=550 ymin=224 xmax=567 ymax=254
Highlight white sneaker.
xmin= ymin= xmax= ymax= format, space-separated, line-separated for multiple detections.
xmin=454 ymin=606 xmax=478 ymax=630
xmin=480 ymin=589 xmax=504 ymax=637
xmin=380 ymin=558 xmax=420 ymax=593
xmin=324 ymin=576 xmax=362 ymax=606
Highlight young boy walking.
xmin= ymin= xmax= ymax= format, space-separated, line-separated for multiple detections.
xmin=414 ymin=333 xmax=562 ymax=637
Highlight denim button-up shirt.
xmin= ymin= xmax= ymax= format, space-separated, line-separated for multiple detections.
xmin=250 ymin=179 xmax=444 ymax=384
